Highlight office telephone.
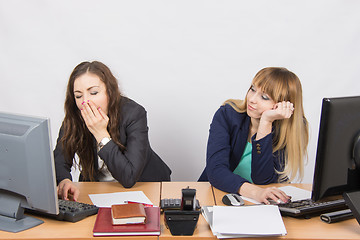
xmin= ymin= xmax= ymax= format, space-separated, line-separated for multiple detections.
xmin=160 ymin=198 xmax=200 ymax=211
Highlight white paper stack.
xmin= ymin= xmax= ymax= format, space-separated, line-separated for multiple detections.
xmin=202 ymin=205 xmax=287 ymax=239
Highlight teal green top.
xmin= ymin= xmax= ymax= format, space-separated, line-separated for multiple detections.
xmin=233 ymin=141 xmax=253 ymax=183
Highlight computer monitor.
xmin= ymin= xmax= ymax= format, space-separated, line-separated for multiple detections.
xmin=0 ymin=112 xmax=58 ymax=233
xmin=311 ymin=96 xmax=360 ymax=202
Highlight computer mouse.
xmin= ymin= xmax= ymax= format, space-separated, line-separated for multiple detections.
xmin=222 ymin=193 xmax=245 ymax=206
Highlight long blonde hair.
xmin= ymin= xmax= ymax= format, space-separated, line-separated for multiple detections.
xmin=225 ymin=67 xmax=309 ymax=182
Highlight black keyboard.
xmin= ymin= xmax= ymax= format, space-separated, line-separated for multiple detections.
xmin=277 ymin=198 xmax=348 ymax=218
xmin=27 ymin=199 xmax=99 ymax=222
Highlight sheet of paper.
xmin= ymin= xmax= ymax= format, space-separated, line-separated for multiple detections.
xmin=212 ymin=205 xmax=287 ymax=237
xmin=202 ymin=206 xmax=238 ymax=239
xmin=279 ymin=185 xmax=311 ymax=201
xmin=241 ymin=185 xmax=311 ymax=204
xmin=89 ymin=191 xmax=154 ymax=207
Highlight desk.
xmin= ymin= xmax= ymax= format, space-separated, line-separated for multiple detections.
xmin=0 ymin=182 xmax=359 ymax=240
xmin=0 ymin=182 xmax=160 ymax=240
xmin=213 ymin=183 xmax=360 ymax=239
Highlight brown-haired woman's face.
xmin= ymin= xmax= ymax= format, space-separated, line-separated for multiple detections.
xmin=73 ymin=73 xmax=109 ymax=115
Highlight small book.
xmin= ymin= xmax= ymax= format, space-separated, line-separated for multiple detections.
xmin=93 ymin=207 xmax=160 ymax=236
xmin=111 ymin=203 xmax=146 ymax=225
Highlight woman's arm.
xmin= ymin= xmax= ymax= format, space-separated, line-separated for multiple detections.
xmin=250 ymin=133 xmax=284 ymax=184
xmin=53 ymin=126 xmax=80 ymax=200
xmin=53 ymin=126 xmax=74 ymax=184
xmin=250 ymin=101 xmax=294 ymax=183
xmin=206 ymin=106 xmax=250 ymax=193
xmin=98 ymin=103 xmax=150 ymax=188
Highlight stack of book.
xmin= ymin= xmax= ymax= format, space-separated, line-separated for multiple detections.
xmin=93 ymin=203 xmax=160 ymax=236
xmin=202 ymin=205 xmax=287 ymax=239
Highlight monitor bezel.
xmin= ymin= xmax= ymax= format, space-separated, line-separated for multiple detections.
xmin=0 ymin=112 xmax=59 ymax=232
xmin=311 ymin=96 xmax=360 ymax=202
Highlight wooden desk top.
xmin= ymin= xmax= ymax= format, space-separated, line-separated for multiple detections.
xmin=1 ymin=182 xmax=359 ymax=240
xmin=0 ymin=182 xmax=160 ymax=240
xmin=213 ymin=183 xmax=360 ymax=240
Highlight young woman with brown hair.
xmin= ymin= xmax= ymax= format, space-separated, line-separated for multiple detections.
xmin=54 ymin=61 xmax=171 ymax=201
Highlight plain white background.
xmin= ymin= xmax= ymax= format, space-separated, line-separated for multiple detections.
xmin=1 ymin=0 xmax=359 ymax=183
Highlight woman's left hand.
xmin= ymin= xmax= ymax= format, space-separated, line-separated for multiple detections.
xmin=81 ymin=100 xmax=110 ymax=143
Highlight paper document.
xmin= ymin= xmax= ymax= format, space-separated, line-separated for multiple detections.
xmin=89 ymin=191 xmax=153 ymax=207
xmin=202 ymin=205 xmax=287 ymax=239
xmin=279 ymin=185 xmax=312 ymax=201
xmin=242 ymin=185 xmax=311 ymax=204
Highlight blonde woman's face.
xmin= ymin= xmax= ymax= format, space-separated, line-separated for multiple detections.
xmin=246 ymin=84 xmax=275 ymax=119
xmin=73 ymin=73 xmax=109 ymax=114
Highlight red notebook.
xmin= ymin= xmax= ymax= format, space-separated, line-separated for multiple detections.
xmin=93 ymin=207 xmax=160 ymax=236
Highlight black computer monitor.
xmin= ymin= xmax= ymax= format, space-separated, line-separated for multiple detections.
xmin=0 ymin=112 xmax=58 ymax=233
xmin=311 ymin=96 xmax=360 ymax=202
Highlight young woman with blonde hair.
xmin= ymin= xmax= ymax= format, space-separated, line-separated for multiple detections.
xmin=199 ymin=67 xmax=309 ymax=204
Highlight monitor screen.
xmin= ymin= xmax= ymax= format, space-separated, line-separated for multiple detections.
xmin=0 ymin=112 xmax=58 ymax=233
xmin=311 ymin=96 xmax=360 ymax=202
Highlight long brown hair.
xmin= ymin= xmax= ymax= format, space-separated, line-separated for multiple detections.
xmin=225 ymin=67 xmax=309 ymax=182
xmin=61 ymin=61 xmax=125 ymax=181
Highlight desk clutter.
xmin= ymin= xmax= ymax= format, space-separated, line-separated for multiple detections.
xmin=89 ymin=190 xmax=160 ymax=236
xmin=2 ymin=183 xmax=360 ymax=239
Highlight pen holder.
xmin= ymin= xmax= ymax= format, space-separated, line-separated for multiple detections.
xmin=164 ymin=210 xmax=200 ymax=236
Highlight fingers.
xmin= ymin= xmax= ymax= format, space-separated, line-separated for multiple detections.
xmin=97 ymin=106 xmax=109 ymax=122
xmin=61 ymin=183 xmax=71 ymax=200
xmin=72 ymin=188 xmax=80 ymax=202
xmin=81 ymin=101 xmax=109 ymax=129
xmin=80 ymin=101 xmax=110 ymax=142
xmin=57 ymin=179 xmax=80 ymax=201
xmin=261 ymin=187 xmax=291 ymax=205
xmin=275 ymin=101 xmax=294 ymax=119
xmin=81 ymin=100 xmax=99 ymax=122
xmin=58 ymin=179 xmax=70 ymax=200
xmin=66 ymin=185 xmax=80 ymax=202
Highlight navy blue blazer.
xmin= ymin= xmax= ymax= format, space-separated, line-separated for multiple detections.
xmin=199 ymin=104 xmax=285 ymax=193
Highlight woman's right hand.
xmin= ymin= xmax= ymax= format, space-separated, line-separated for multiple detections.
xmin=256 ymin=101 xmax=294 ymax=141
xmin=261 ymin=101 xmax=294 ymax=123
xmin=239 ymin=182 xmax=291 ymax=205
xmin=57 ymin=179 xmax=80 ymax=201
xmin=81 ymin=100 xmax=110 ymax=144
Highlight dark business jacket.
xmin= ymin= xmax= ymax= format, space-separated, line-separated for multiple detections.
xmin=54 ymin=97 xmax=171 ymax=188
xmin=198 ymin=104 xmax=285 ymax=193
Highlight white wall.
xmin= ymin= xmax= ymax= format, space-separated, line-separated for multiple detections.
xmin=1 ymin=0 xmax=359 ymax=183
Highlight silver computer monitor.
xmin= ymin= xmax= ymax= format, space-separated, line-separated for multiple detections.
xmin=0 ymin=112 xmax=58 ymax=233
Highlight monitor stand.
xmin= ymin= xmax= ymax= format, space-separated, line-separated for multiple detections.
xmin=0 ymin=194 xmax=44 ymax=233
xmin=0 ymin=215 xmax=44 ymax=233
